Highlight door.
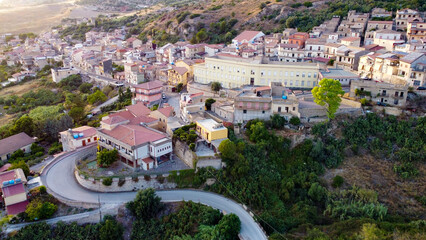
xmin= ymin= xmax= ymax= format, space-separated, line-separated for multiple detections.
xmin=82 ymin=140 xmax=86 ymax=146
xmin=250 ymin=78 xmax=255 ymax=86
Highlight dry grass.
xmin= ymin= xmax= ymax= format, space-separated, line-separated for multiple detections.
xmin=0 ymin=80 xmax=42 ymax=97
xmin=323 ymin=154 xmax=426 ymax=219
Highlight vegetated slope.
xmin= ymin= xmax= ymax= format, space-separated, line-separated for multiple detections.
xmin=61 ymin=0 xmax=425 ymax=45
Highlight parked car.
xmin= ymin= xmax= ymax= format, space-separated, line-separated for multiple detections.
xmin=376 ymin=102 xmax=387 ymax=106
xmin=417 ymin=86 xmax=426 ymax=90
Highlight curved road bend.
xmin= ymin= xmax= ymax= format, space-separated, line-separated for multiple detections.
xmin=42 ymin=146 xmax=267 ymax=240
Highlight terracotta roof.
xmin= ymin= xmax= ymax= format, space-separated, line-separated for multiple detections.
xmin=341 ymin=37 xmax=360 ymax=42
xmin=255 ymin=86 xmax=271 ymax=92
xmin=126 ymin=37 xmax=138 ymax=43
xmin=190 ymin=92 xmax=204 ymax=98
xmin=142 ymin=157 xmax=154 ymax=164
xmin=157 ymin=106 xmax=174 ymax=118
xmin=0 ymin=164 xmax=12 ymax=173
xmin=233 ymin=31 xmax=263 ymax=42
xmin=99 ymin=124 xmax=167 ymax=146
xmin=126 ymin=102 xmax=151 ymax=117
xmin=0 ymin=132 xmax=35 ymax=157
xmin=71 ymin=126 xmax=96 ymax=138
xmin=128 ymin=115 xmax=158 ymax=125
xmin=172 ymin=66 xmax=188 ymax=75
xmin=368 ymin=20 xmax=393 ymax=24
xmin=101 ymin=111 xmax=134 ymax=125
xmin=6 ymin=200 xmax=28 ymax=215
xmin=2 ymin=183 xmax=25 ymax=197
xmin=133 ymin=80 xmax=163 ymax=90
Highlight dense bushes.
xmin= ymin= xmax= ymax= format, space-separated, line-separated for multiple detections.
xmin=97 ymin=149 xmax=118 ymax=168
xmin=129 ymin=190 xmax=240 ymax=240
xmin=8 ymin=216 xmax=123 ymax=240
xmin=343 ymin=114 xmax=425 ymax=179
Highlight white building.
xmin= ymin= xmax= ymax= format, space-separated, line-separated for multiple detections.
xmin=51 ymin=68 xmax=79 ymax=83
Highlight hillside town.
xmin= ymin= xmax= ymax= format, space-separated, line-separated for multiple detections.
xmin=0 ymin=4 xmax=425 ymax=239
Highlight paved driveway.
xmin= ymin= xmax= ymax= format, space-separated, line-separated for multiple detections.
xmin=40 ymin=146 xmax=267 ymax=240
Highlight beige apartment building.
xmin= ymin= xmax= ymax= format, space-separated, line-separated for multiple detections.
xmin=194 ymin=53 xmax=319 ymax=89
xmin=350 ymin=80 xmax=408 ymax=107
xmin=395 ymin=9 xmax=421 ymax=31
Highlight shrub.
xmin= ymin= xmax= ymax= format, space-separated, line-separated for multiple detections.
xmin=211 ymin=82 xmax=221 ymax=92
xmin=39 ymin=186 xmax=47 ymax=194
xmin=126 ymin=188 xmax=163 ymax=220
xmin=157 ymin=175 xmax=165 ymax=184
xmin=144 ymin=175 xmax=151 ymax=181
xmin=9 ymin=160 xmax=30 ymax=177
xmin=189 ymin=143 xmax=195 ymax=151
xmin=48 ymin=142 xmax=62 ymax=155
xmin=97 ymin=149 xmax=118 ymax=168
xmin=118 ymin=178 xmax=125 ymax=187
xmin=25 ymin=200 xmax=57 ymax=221
xmin=360 ymin=98 xmax=368 ymax=106
xmin=132 ymin=176 xmax=139 ymax=182
xmin=35 ymin=152 xmax=44 ymax=157
xmin=289 ymin=116 xmax=301 ymax=125
xmin=102 ymin=178 xmax=113 ymax=186
xmin=304 ymin=1 xmax=313 ymax=8
xmin=332 ymin=175 xmax=344 ymax=188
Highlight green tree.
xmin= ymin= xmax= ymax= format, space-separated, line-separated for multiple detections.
xmin=99 ymin=217 xmax=124 ymax=240
xmin=97 ymin=149 xmax=118 ymax=167
xmin=211 ymin=82 xmax=222 ymax=92
xmin=304 ymin=1 xmax=313 ymax=7
xmin=218 ymin=139 xmax=237 ymax=161
xmin=25 ymin=200 xmax=57 ymax=221
xmin=79 ymin=82 xmax=93 ymax=93
xmin=308 ymin=183 xmax=328 ymax=203
xmin=68 ymin=106 xmax=85 ymax=123
xmin=358 ymin=223 xmax=386 ymax=240
xmin=9 ymin=160 xmax=30 ymax=177
xmin=205 ymin=98 xmax=216 ymax=111
xmin=270 ymin=114 xmax=287 ymax=129
xmin=289 ymin=116 xmax=301 ymax=125
xmin=88 ymin=90 xmax=108 ymax=105
xmin=311 ymin=78 xmax=345 ymax=120
xmin=216 ymin=214 xmax=241 ymax=240
xmin=11 ymin=115 xmax=35 ymax=136
xmin=126 ymin=188 xmax=163 ymax=221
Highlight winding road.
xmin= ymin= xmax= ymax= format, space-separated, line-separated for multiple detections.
xmin=38 ymin=146 xmax=267 ymax=240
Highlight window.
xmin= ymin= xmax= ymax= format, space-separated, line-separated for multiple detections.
xmin=302 ymin=73 xmax=305 ymax=77
xmin=262 ymin=111 xmax=265 ymax=114
xmin=278 ymin=107 xmax=281 ymax=112
xmin=293 ymin=107 xmax=296 ymax=111
xmin=243 ymin=110 xmax=247 ymax=114
xmin=88 ymin=139 xmax=91 ymax=143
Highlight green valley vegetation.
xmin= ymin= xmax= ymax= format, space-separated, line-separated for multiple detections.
xmin=177 ymin=113 xmax=426 ymax=239
xmin=127 ymin=188 xmax=241 ymax=240
xmin=7 ymin=215 xmax=123 ymax=240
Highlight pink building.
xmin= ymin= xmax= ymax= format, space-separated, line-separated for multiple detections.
xmin=133 ymin=80 xmax=163 ymax=105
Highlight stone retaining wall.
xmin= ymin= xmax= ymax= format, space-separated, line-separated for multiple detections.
xmin=75 ymin=171 xmax=176 ymax=192
xmin=173 ymin=139 xmax=195 ymax=168
xmin=196 ymin=159 xmax=222 ymax=169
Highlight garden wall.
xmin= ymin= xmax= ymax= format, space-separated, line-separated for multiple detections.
xmin=173 ymin=139 xmax=196 ymax=168
xmin=75 ymin=171 xmax=176 ymax=192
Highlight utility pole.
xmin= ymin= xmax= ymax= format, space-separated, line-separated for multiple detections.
xmin=98 ymin=194 xmax=102 ymax=223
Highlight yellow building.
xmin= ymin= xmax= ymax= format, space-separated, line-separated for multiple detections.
xmin=196 ymin=119 xmax=228 ymax=143
xmin=168 ymin=66 xmax=189 ymax=86
xmin=194 ymin=54 xmax=320 ymax=89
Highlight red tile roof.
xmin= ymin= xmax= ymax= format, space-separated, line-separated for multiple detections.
xmin=172 ymin=66 xmax=188 ymax=75
xmin=233 ymin=31 xmax=263 ymax=42
xmin=133 ymin=80 xmax=163 ymax=90
xmin=99 ymin=124 xmax=167 ymax=146
xmin=142 ymin=157 xmax=154 ymax=164
xmin=126 ymin=102 xmax=151 ymax=117
xmin=341 ymin=37 xmax=360 ymax=42
xmin=128 ymin=115 xmax=158 ymax=125
xmin=157 ymin=106 xmax=174 ymax=118
xmin=0 ymin=164 xmax=11 ymax=173
xmin=0 ymin=132 xmax=35 ymax=156
xmin=2 ymin=183 xmax=25 ymax=197
xmin=72 ymin=126 xmax=96 ymax=138
xmin=255 ymin=86 xmax=271 ymax=92
xmin=101 ymin=111 xmax=135 ymax=125
xmin=6 ymin=200 xmax=28 ymax=215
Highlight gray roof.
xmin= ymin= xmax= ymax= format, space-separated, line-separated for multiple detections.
xmin=0 ymin=133 xmax=35 ymax=157
xmin=320 ymin=68 xmax=359 ymax=79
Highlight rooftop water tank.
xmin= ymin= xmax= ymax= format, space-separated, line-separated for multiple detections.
xmin=79 ymin=133 xmax=84 ymax=137
xmin=15 ymin=178 xmax=21 ymax=183
xmin=9 ymin=180 xmax=14 ymax=184
xmin=2 ymin=181 xmax=9 ymax=186
xmin=73 ymin=134 xmax=79 ymax=139
xmin=282 ymin=95 xmax=288 ymax=100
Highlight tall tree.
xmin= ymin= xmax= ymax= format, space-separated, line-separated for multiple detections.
xmin=11 ymin=115 xmax=35 ymax=136
xmin=311 ymin=78 xmax=345 ymax=120
xmin=126 ymin=188 xmax=163 ymax=221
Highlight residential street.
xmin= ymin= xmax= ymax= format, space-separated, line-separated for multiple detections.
xmin=34 ymin=146 xmax=267 ymax=240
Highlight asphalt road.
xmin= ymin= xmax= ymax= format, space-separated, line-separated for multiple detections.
xmin=41 ymin=146 xmax=267 ymax=240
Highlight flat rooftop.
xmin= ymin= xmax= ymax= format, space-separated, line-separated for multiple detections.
xmin=320 ymin=68 xmax=359 ymax=78
xmin=197 ymin=119 xmax=226 ymax=132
